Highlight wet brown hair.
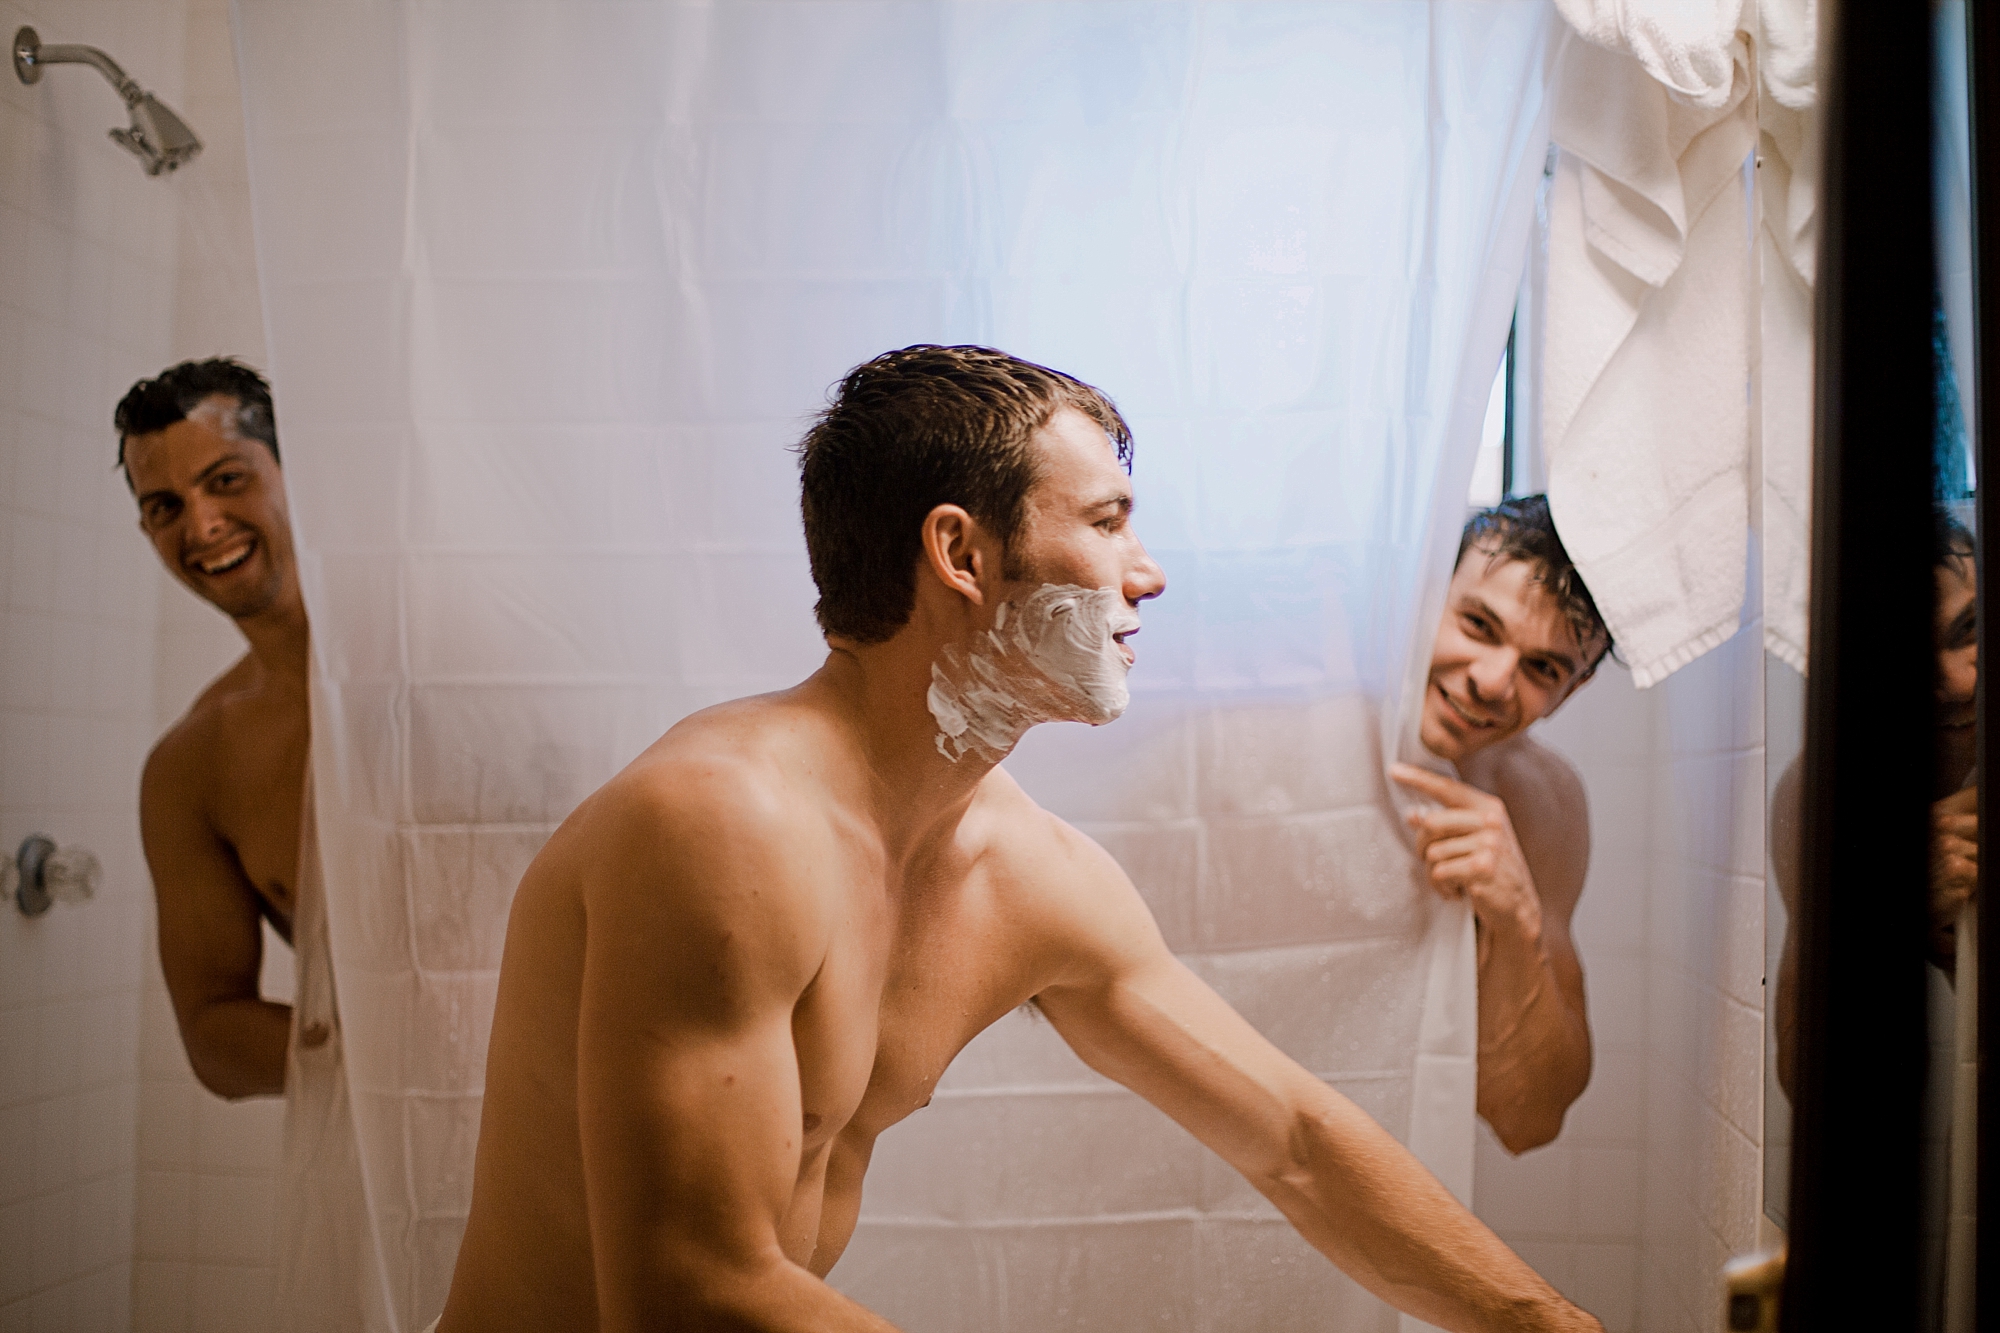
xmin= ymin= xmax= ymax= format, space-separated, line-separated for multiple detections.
xmin=796 ymin=345 xmax=1132 ymax=643
xmin=1456 ymin=493 xmax=1613 ymax=671
xmin=115 ymin=357 xmax=278 ymax=477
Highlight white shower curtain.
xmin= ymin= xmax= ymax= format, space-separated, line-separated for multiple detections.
xmin=233 ymin=3 xmax=1555 ymax=1329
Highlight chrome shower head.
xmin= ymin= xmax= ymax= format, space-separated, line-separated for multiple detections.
xmin=115 ymin=92 xmax=203 ymax=176
xmin=12 ymin=26 xmax=202 ymax=176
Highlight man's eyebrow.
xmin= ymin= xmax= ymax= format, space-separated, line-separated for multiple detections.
xmin=1083 ymin=491 xmax=1133 ymax=515
xmin=1529 ymin=646 xmax=1581 ymax=677
xmin=1457 ymin=594 xmax=1503 ymax=624
xmin=1460 ymin=594 xmax=1582 ymax=674
xmin=135 ymin=453 xmax=250 ymax=509
xmin=191 ymin=453 xmax=251 ymax=484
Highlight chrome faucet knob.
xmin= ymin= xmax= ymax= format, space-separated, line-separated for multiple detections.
xmin=44 ymin=845 xmax=100 ymax=906
xmin=8 ymin=835 xmax=96 ymax=917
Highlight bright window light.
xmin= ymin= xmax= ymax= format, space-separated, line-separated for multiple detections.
xmin=1467 ymin=354 xmax=1508 ymax=507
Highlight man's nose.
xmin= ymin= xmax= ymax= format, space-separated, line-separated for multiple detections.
xmin=1125 ymin=540 xmax=1167 ymax=605
xmin=184 ymin=491 xmax=230 ymax=541
xmin=1466 ymin=649 xmax=1519 ymax=702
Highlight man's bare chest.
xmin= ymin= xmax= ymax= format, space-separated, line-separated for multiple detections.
xmin=794 ymin=885 xmax=1046 ymax=1147
xmin=202 ymin=719 xmax=308 ymax=929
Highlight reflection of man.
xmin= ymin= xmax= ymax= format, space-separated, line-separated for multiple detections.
xmin=440 ymin=348 xmax=1599 ymax=1332
xmin=1390 ymin=497 xmax=1612 ymax=1154
xmin=121 ymin=359 xmax=308 ymax=1099
xmin=1773 ymin=510 xmax=1977 ymax=1094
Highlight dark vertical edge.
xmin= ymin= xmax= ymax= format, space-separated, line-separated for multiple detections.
xmin=1502 ymin=316 xmax=1517 ymax=497
xmin=1971 ymin=0 xmax=2000 ymax=1318
xmin=1781 ymin=0 xmax=1935 ymax=1328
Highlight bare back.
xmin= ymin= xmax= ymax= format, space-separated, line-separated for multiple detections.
xmin=444 ymin=690 xmax=1114 ymax=1331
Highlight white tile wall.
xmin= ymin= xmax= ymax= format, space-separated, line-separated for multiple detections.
xmin=130 ymin=0 xmax=286 ymax=1330
xmin=0 ymin=0 xmax=190 ymax=1326
xmin=2 ymin=0 xmax=280 ymax=1328
xmin=1475 ymin=623 xmax=1768 ymax=1333
xmin=1474 ymin=666 xmax=1658 ymax=1332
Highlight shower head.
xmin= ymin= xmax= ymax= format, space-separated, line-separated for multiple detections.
xmin=12 ymin=26 xmax=202 ymax=176
xmin=114 ymin=93 xmax=202 ymax=176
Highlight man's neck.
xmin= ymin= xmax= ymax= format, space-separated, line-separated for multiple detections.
xmin=808 ymin=636 xmax=1009 ymax=862
xmin=1455 ymin=731 xmax=1535 ymax=793
xmin=232 ymin=592 xmax=311 ymax=695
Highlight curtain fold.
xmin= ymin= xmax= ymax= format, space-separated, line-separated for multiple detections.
xmin=234 ymin=3 xmax=1554 ymax=1328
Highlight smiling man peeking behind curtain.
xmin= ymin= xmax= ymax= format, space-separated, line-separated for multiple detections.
xmin=119 ymin=358 xmax=310 ymax=1100
xmin=1392 ymin=495 xmax=1614 ymax=1154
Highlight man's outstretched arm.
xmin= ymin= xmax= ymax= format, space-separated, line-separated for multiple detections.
xmin=141 ymin=734 xmax=290 ymax=1100
xmin=1031 ymin=826 xmax=1599 ymax=1333
xmin=573 ymin=770 xmax=901 ymax=1333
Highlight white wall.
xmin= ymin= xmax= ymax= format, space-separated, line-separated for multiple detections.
xmin=0 ymin=1 xmax=187 ymax=1326
xmin=1635 ymin=623 xmax=1768 ymax=1332
xmin=0 ymin=1 xmax=280 ymax=1329
xmin=1473 ymin=661 xmax=1656 ymax=1331
xmin=130 ymin=1 xmax=287 ymax=1330
xmin=1475 ymin=621 xmax=1769 ymax=1333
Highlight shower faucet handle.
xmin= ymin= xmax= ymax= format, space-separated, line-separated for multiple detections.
xmin=44 ymin=844 xmax=101 ymax=906
xmin=11 ymin=27 xmax=40 ymax=84
xmin=4 ymin=834 xmax=100 ymax=917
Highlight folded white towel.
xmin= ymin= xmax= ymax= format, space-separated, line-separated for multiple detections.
xmin=1554 ymin=0 xmax=1746 ymax=107
xmin=1755 ymin=0 xmax=1819 ymax=674
xmin=1542 ymin=14 xmax=1761 ymax=686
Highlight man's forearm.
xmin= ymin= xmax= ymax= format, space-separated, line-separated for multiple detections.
xmin=1259 ymin=1087 xmax=1595 ymax=1333
xmin=183 ymin=998 xmax=291 ymax=1099
xmin=1476 ymin=928 xmax=1589 ymax=1153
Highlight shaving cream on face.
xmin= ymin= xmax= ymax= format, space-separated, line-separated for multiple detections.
xmin=927 ymin=583 xmax=1141 ymax=764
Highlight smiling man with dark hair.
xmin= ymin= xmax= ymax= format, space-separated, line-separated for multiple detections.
xmin=120 ymin=357 xmax=310 ymax=1100
xmin=1392 ymin=494 xmax=1612 ymax=1154
xmin=437 ymin=347 xmax=1599 ymax=1333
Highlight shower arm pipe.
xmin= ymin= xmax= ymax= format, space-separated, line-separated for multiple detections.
xmin=16 ymin=40 xmax=146 ymax=106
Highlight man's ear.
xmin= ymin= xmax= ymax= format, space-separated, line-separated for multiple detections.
xmin=920 ymin=504 xmax=991 ymax=607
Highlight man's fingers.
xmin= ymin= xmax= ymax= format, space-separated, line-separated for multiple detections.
xmin=1428 ymin=853 xmax=1492 ymax=898
xmin=1938 ymin=787 xmax=1979 ymax=816
xmin=1936 ymin=832 xmax=1979 ymax=863
xmin=1390 ymin=763 xmax=1484 ymax=809
xmin=1935 ymin=814 xmax=1979 ymax=842
xmin=1408 ymin=808 xmax=1488 ymax=845
xmin=1425 ymin=832 xmax=1488 ymax=866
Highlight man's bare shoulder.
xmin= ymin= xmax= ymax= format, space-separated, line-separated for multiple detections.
xmin=1468 ymin=734 xmax=1588 ymax=828
xmin=533 ymin=694 xmax=853 ymax=945
xmin=1469 ymin=734 xmax=1590 ymax=910
xmin=961 ymin=766 xmax=1098 ymax=881
xmin=143 ymin=652 xmax=261 ymax=797
xmin=962 ymin=767 xmax=1162 ymax=977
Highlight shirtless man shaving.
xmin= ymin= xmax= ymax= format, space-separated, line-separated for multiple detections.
xmin=1391 ymin=497 xmax=1612 ymax=1153
xmin=121 ymin=359 xmax=309 ymax=1100
xmin=438 ymin=346 xmax=1598 ymax=1333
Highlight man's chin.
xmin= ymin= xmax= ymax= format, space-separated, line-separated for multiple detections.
xmin=192 ymin=572 xmax=285 ymax=621
xmin=1416 ymin=713 xmax=1465 ymax=764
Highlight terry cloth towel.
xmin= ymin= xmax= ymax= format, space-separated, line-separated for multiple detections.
xmin=1542 ymin=0 xmax=1760 ymax=687
xmin=1758 ymin=0 xmax=1820 ymax=674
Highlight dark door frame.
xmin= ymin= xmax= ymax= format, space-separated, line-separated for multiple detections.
xmin=1974 ymin=0 xmax=2000 ymax=1319
xmin=1782 ymin=0 xmax=1936 ymax=1326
